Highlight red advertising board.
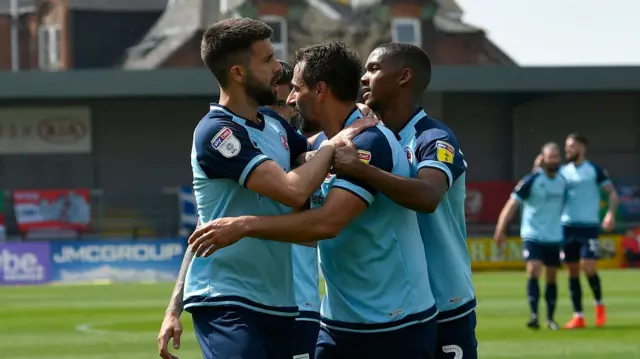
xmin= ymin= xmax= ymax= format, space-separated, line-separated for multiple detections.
xmin=12 ymin=189 xmax=91 ymax=232
xmin=466 ymin=181 xmax=516 ymax=224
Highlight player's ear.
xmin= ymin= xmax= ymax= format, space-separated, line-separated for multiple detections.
xmin=315 ymin=81 xmax=328 ymax=101
xmin=398 ymin=68 xmax=413 ymax=87
xmin=229 ymin=65 xmax=245 ymax=84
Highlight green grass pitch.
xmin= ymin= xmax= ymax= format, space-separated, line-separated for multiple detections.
xmin=0 ymin=269 xmax=638 ymax=359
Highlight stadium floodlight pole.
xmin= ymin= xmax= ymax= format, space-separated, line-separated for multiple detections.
xmin=10 ymin=0 xmax=19 ymax=72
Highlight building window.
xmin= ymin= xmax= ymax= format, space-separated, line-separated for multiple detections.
xmin=260 ymin=16 xmax=288 ymax=61
xmin=38 ymin=24 xmax=62 ymax=71
xmin=391 ymin=18 xmax=422 ymax=47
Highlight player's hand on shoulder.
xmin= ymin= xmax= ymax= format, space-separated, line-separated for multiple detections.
xmin=333 ymin=143 xmax=365 ymax=176
xmin=356 ymin=103 xmax=379 ymax=121
xmin=188 ymin=217 xmax=246 ymax=257
xmin=326 ymin=116 xmax=378 ymax=148
xmin=157 ymin=311 xmax=182 ymax=359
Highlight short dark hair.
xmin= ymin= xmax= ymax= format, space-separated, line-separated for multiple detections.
xmin=277 ymin=60 xmax=293 ymax=86
xmin=294 ymin=41 xmax=362 ymax=102
xmin=375 ymin=43 xmax=431 ymax=94
xmin=201 ymin=18 xmax=272 ymax=86
xmin=567 ymin=133 xmax=588 ymax=146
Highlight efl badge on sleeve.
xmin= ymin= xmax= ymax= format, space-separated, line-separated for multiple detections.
xmin=357 ymin=150 xmax=372 ymax=164
xmin=211 ymin=127 xmax=241 ymax=158
xmin=435 ymin=140 xmax=454 ymax=163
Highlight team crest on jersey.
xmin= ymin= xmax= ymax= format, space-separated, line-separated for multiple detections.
xmin=435 ymin=140 xmax=455 ymax=163
xmin=280 ymin=132 xmax=290 ymax=151
xmin=357 ymin=150 xmax=371 ymax=164
xmin=211 ymin=127 xmax=241 ymax=158
xmin=404 ymin=147 xmax=414 ymax=164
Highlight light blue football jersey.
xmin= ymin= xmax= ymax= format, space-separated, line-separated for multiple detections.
xmin=258 ymin=106 xmax=321 ymax=321
xmin=512 ymin=171 xmax=567 ymax=243
xmin=397 ymin=109 xmax=476 ymax=322
xmin=292 ymin=245 xmax=320 ymax=321
xmin=311 ymin=108 xmax=436 ymax=333
xmin=559 ymin=161 xmax=611 ymax=226
xmin=184 ymin=104 xmax=308 ymax=316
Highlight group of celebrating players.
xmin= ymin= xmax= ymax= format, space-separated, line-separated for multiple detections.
xmin=155 ymin=15 xmax=618 ymax=359
xmin=156 ymin=16 xmax=475 ymax=359
xmin=494 ymin=135 xmax=618 ymax=331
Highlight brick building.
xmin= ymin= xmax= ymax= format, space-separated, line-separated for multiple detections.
xmin=123 ymin=0 xmax=515 ymax=69
xmin=0 ymin=0 xmax=166 ymax=71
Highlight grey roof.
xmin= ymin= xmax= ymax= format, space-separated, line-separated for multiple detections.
xmin=67 ymin=0 xmax=168 ymax=12
xmin=0 ymin=0 xmax=167 ymax=14
xmin=2 ymin=66 xmax=640 ymax=99
xmin=311 ymin=0 xmax=481 ymax=34
xmin=122 ymin=0 xmax=219 ymax=69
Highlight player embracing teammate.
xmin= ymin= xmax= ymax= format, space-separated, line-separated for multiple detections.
xmin=495 ymin=133 xmax=619 ymax=330
xmin=157 ymin=17 xmax=477 ymax=359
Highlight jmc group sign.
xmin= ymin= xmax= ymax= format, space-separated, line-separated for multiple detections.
xmin=0 ymin=107 xmax=91 ymax=154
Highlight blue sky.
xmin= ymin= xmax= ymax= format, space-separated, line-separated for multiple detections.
xmin=457 ymin=0 xmax=639 ymax=66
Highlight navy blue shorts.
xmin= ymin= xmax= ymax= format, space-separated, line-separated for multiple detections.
xmin=316 ymin=319 xmax=437 ymax=359
xmin=562 ymin=226 xmax=600 ymax=262
xmin=190 ymin=306 xmax=295 ymax=359
xmin=522 ymin=241 xmax=562 ymax=267
xmin=294 ymin=315 xmax=320 ymax=358
xmin=435 ymin=311 xmax=478 ymax=359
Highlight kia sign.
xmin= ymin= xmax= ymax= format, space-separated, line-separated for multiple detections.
xmin=0 ymin=242 xmax=50 ymax=285
xmin=0 ymin=107 xmax=91 ymax=154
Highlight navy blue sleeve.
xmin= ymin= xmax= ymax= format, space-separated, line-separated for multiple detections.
xmin=414 ymin=128 xmax=467 ymax=188
xmin=591 ymin=163 xmax=612 ymax=186
xmin=511 ymin=173 xmax=538 ymax=202
xmin=333 ymin=127 xmax=393 ymax=206
xmin=193 ymin=115 xmax=270 ymax=187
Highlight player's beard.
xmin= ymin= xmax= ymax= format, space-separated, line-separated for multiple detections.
xmin=298 ymin=114 xmax=321 ymax=134
xmin=545 ymin=163 xmax=560 ymax=173
xmin=244 ymin=72 xmax=277 ymax=106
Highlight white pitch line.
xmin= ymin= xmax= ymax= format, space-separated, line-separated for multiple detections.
xmin=75 ymin=320 xmax=143 ymax=335
xmin=76 ymin=323 xmax=111 ymax=335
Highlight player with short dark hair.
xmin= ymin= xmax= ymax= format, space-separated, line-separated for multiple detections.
xmin=188 ymin=41 xmax=438 ymax=359
xmin=495 ymin=142 xmax=566 ymax=330
xmin=560 ymin=133 xmax=619 ymax=329
xmin=330 ymin=42 xmax=478 ymax=359
xmin=161 ymin=19 xmax=375 ymax=359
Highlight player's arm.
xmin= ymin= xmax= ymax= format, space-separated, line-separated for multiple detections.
xmin=334 ymin=129 xmax=464 ymax=213
xmin=158 ymin=218 xmax=200 ymax=359
xmin=246 ymin=119 xmax=376 ymax=208
xmin=596 ymin=165 xmax=619 ymax=212
xmin=494 ymin=175 xmax=535 ymax=239
xmin=243 ymin=187 xmax=367 ymax=243
xmin=190 ymin=189 xmax=368 ymax=256
xmin=189 ymin=129 xmax=391 ymax=256
xmin=198 ymin=119 xmax=336 ymax=209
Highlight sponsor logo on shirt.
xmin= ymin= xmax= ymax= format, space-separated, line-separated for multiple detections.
xmin=357 ymin=150 xmax=371 ymax=164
